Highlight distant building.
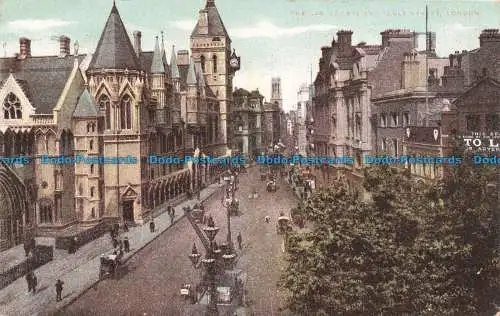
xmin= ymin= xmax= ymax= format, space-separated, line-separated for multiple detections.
xmin=296 ymin=84 xmax=309 ymax=156
xmin=263 ymin=78 xmax=282 ymax=148
xmin=231 ymin=88 xmax=264 ymax=158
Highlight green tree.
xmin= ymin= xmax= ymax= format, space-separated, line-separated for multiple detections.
xmin=279 ymin=163 xmax=499 ymax=315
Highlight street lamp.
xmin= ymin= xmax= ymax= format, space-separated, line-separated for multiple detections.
xmin=186 ymin=215 xmax=220 ymax=316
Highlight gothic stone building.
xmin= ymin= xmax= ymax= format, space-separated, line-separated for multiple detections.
xmin=0 ymin=0 xmax=237 ymax=251
xmin=262 ymin=78 xmax=283 ymax=149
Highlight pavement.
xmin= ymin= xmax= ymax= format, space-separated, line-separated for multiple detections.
xmin=0 ymin=182 xmax=224 ymax=316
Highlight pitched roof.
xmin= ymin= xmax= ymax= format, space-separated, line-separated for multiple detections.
xmin=191 ymin=1 xmax=230 ymax=39
xmin=88 ymin=3 xmax=139 ymax=70
xmin=170 ymin=46 xmax=180 ymax=79
xmin=150 ymin=37 xmax=165 ymax=74
xmin=140 ymin=51 xmax=153 ymax=72
xmin=186 ymin=58 xmax=197 ymax=85
xmin=0 ymin=55 xmax=86 ymax=114
xmin=453 ymin=77 xmax=500 ymax=106
xmin=73 ymin=89 xmax=98 ymax=118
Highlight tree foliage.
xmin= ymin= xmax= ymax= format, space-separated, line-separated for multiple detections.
xmin=279 ymin=162 xmax=500 ymax=315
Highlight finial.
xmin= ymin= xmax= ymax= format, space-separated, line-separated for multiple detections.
xmin=161 ymin=31 xmax=165 ymax=45
xmin=74 ymin=40 xmax=79 ymax=56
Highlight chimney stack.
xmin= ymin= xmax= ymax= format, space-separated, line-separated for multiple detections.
xmin=19 ymin=37 xmax=31 ymax=58
xmin=177 ymin=50 xmax=189 ymax=65
xmin=133 ymin=31 xmax=142 ymax=57
xmin=59 ymin=36 xmax=70 ymax=57
xmin=337 ymin=30 xmax=353 ymax=48
xmin=479 ymin=29 xmax=500 ymax=47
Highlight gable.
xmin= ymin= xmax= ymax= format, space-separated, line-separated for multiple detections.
xmin=454 ymin=78 xmax=500 ymax=109
xmin=0 ymin=74 xmax=36 ymax=125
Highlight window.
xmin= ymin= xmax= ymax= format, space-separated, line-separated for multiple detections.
xmin=212 ymin=55 xmax=217 ymax=73
xmin=486 ymin=114 xmax=500 ymax=133
xmin=87 ymin=124 xmax=90 ymax=133
xmin=403 ymin=112 xmax=410 ymax=126
xmin=466 ymin=115 xmax=480 ymax=132
xmin=381 ymin=138 xmax=387 ymax=151
xmin=200 ymin=55 xmax=205 ymax=72
xmin=89 ymin=139 xmax=94 ymax=150
xmin=120 ymin=95 xmax=132 ymax=130
xmin=355 ymin=113 xmax=361 ymax=139
xmin=380 ymin=113 xmax=387 ymax=127
xmin=90 ymin=164 xmax=94 ymax=174
xmin=393 ymin=139 xmax=398 ymax=156
xmin=90 ymin=187 xmax=95 ymax=198
xmin=3 ymin=93 xmax=22 ymax=119
xmin=99 ymin=95 xmax=111 ymax=130
xmin=391 ymin=112 xmax=398 ymax=127
xmin=91 ymin=207 xmax=95 ymax=218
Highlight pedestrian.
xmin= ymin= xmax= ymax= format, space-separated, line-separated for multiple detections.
xmin=172 ymin=207 xmax=176 ymax=217
xmin=150 ymin=219 xmax=155 ymax=233
xmin=31 ymin=272 xmax=37 ymax=294
xmin=237 ymin=233 xmax=242 ymax=250
xmin=123 ymin=223 xmax=129 ymax=232
xmin=265 ymin=216 xmax=270 ymax=223
xmin=170 ymin=213 xmax=174 ymax=226
xmin=55 ymin=279 xmax=64 ymax=302
xmin=112 ymin=237 xmax=119 ymax=249
xmin=26 ymin=272 xmax=33 ymax=293
xmin=123 ymin=237 xmax=130 ymax=253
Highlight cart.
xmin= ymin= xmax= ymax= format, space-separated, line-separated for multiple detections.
xmin=276 ymin=216 xmax=291 ymax=235
xmin=266 ymin=180 xmax=277 ymax=192
xmin=99 ymin=251 xmax=123 ymax=279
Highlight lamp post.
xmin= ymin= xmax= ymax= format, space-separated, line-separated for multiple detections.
xmin=221 ymin=169 xmax=238 ymax=260
xmin=186 ymin=210 xmax=239 ymax=315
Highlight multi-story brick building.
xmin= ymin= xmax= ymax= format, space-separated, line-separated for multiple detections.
xmin=312 ymin=30 xmax=381 ymax=190
xmin=231 ymin=88 xmax=264 ymax=158
xmin=0 ymin=0 xmax=238 ymax=251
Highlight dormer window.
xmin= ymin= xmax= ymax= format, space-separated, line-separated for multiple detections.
xmin=3 ymin=93 xmax=22 ymax=119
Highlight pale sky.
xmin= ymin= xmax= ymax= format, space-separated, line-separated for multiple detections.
xmin=0 ymin=0 xmax=499 ymax=111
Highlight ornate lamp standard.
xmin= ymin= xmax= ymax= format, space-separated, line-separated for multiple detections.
xmin=220 ymin=169 xmax=238 ymax=266
xmin=186 ymin=210 xmax=238 ymax=315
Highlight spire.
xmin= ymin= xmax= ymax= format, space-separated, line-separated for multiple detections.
xmin=192 ymin=0 xmax=230 ymax=39
xmin=160 ymin=31 xmax=170 ymax=78
xmin=186 ymin=57 xmax=197 ymax=85
xmin=170 ymin=45 xmax=180 ymax=79
xmin=89 ymin=2 xmax=139 ymax=70
xmin=73 ymin=89 xmax=98 ymax=118
xmin=150 ymin=36 xmax=164 ymax=74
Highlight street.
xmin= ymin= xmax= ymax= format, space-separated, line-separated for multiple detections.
xmin=60 ymin=166 xmax=298 ymax=315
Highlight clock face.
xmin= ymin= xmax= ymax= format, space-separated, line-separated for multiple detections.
xmin=230 ymin=58 xmax=239 ymax=68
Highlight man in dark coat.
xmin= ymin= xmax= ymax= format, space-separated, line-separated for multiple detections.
xmin=237 ymin=233 xmax=243 ymax=250
xmin=149 ymin=220 xmax=155 ymax=233
xmin=123 ymin=237 xmax=130 ymax=253
xmin=31 ymin=272 xmax=37 ymax=294
xmin=26 ymin=272 xmax=33 ymax=293
xmin=55 ymin=279 xmax=64 ymax=301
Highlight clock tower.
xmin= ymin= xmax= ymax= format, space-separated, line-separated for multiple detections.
xmin=191 ymin=0 xmax=240 ymax=154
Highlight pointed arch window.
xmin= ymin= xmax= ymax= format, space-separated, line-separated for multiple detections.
xmin=99 ymin=95 xmax=111 ymax=130
xmin=212 ymin=55 xmax=217 ymax=73
xmin=3 ymin=93 xmax=22 ymax=119
xmin=120 ymin=95 xmax=132 ymax=130
xmin=200 ymin=55 xmax=206 ymax=73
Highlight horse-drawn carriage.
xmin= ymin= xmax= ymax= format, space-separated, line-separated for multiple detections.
xmin=276 ymin=214 xmax=292 ymax=235
xmin=99 ymin=250 xmax=124 ymax=279
xmin=266 ymin=180 xmax=277 ymax=192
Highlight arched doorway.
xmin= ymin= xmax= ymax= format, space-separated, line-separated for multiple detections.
xmin=0 ymin=163 xmax=30 ymax=251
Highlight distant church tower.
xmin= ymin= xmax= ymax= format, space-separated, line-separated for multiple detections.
xmin=270 ymin=77 xmax=282 ymax=108
xmin=190 ymin=0 xmax=234 ymax=153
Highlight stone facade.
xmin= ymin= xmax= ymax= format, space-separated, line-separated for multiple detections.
xmin=0 ymin=0 xmax=236 ymax=251
xmin=312 ymin=30 xmax=380 ymax=190
xmin=231 ymin=88 xmax=264 ymax=158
